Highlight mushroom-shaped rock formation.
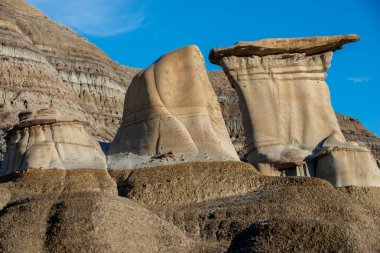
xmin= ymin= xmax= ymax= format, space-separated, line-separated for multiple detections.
xmin=1 ymin=108 xmax=106 ymax=176
xmin=310 ymin=131 xmax=380 ymax=187
xmin=108 ymin=45 xmax=239 ymax=169
xmin=209 ymin=34 xmax=361 ymax=176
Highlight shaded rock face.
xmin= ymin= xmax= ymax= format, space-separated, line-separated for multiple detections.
xmin=0 ymin=0 xmax=140 ymax=144
xmin=108 ymin=46 xmax=238 ymax=169
xmin=0 ymin=2 xmax=379 ymax=252
xmin=1 ymin=108 xmax=106 ymax=176
xmin=210 ymin=35 xmax=379 ymax=186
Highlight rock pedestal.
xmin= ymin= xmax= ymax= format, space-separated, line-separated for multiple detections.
xmin=1 ymin=108 xmax=106 ymax=176
xmin=210 ymin=35 xmax=380 ymax=186
xmin=108 ymin=45 xmax=238 ymax=169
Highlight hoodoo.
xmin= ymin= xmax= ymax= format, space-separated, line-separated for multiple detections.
xmin=1 ymin=108 xmax=106 ymax=176
xmin=108 ymin=45 xmax=239 ymax=169
xmin=210 ymin=35 xmax=380 ymax=186
xmin=310 ymin=130 xmax=380 ymax=187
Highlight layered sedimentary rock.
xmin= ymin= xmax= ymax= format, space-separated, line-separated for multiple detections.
xmin=0 ymin=12 xmax=86 ymax=131
xmin=108 ymin=46 xmax=238 ymax=168
xmin=310 ymin=131 xmax=380 ymax=187
xmin=1 ymin=108 xmax=106 ymax=176
xmin=209 ymin=35 xmax=364 ymax=174
xmin=0 ymin=0 xmax=140 ymax=145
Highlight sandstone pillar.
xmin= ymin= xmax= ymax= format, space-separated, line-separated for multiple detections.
xmin=209 ymin=35 xmax=369 ymax=177
xmin=108 ymin=45 xmax=238 ymax=169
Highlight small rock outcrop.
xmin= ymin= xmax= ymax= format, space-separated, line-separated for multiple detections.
xmin=1 ymin=108 xmax=106 ymax=176
xmin=108 ymin=46 xmax=239 ymax=169
xmin=310 ymin=131 xmax=380 ymax=187
xmin=210 ymin=35 xmax=380 ymax=186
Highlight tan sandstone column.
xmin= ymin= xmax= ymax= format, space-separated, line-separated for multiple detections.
xmin=209 ymin=35 xmax=359 ymax=175
xmin=108 ymin=45 xmax=239 ymax=169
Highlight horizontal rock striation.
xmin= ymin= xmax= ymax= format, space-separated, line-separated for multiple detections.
xmin=0 ymin=19 xmax=86 ymax=129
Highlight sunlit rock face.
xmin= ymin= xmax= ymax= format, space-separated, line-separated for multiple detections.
xmin=210 ymin=34 xmax=380 ymax=187
xmin=108 ymin=45 xmax=239 ymax=169
xmin=210 ymin=35 xmax=360 ymax=175
xmin=1 ymin=108 xmax=106 ymax=176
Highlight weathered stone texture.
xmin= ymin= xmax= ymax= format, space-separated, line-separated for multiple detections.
xmin=213 ymin=49 xmax=343 ymax=168
xmin=108 ymin=46 xmax=238 ymax=168
xmin=210 ymin=35 xmax=379 ymax=186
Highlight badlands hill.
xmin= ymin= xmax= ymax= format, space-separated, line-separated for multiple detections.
xmin=0 ymin=0 xmax=378 ymax=165
xmin=0 ymin=1 xmax=380 ymax=253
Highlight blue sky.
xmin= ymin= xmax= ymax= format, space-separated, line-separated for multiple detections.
xmin=26 ymin=0 xmax=380 ymax=135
